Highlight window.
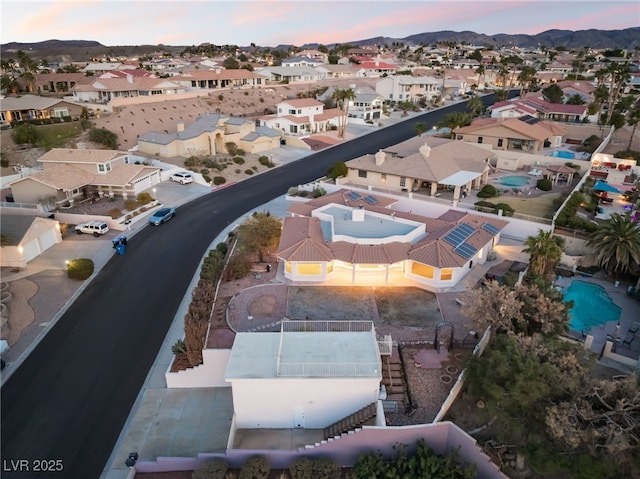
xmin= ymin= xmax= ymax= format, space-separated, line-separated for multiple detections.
xmin=289 ymin=125 xmax=298 ymax=133
xmin=477 ymin=137 xmax=483 ymax=144
xmin=98 ymin=164 xmax=105 ymax=172
xmin=440 ymin=269 xmax=453 ymax=281
xmin=456 ymin=135 xmax=463 ymax=140
xmin=411 ymin=263 xmax=434 ymax=278
xmin=298 ymin=263 xmax=322 ymax=275
xmin=358 ymin=170 xmax=368 ymax=178
xmin=123 ymin=156 xmax=130 ymax=164
xmin=381 ymin=173 xmax=387 ymax=183
xmin=400 ymin=177 xmax=406 ymax=187
xmin=289 ymin=109 xmax=296 ymax=114
xmin=497 ymin=139 xmax=503 ymax=147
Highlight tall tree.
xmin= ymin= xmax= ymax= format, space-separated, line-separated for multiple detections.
xmin=523 ymin=229 xmax=564 ymax=277
xmin=542 ymin=83 xmax=564 ymax=104
xmin=474 ymin=64 xmax=486 ymax=90
xmin=565 ymin=93 xmax=586 ymax=105
xmin=332 ymin=87 xmax=356 ymax=138
xmin=437 ymin=111 xmax=472 ymax=138
xmin=587 ymin=213 xmax=640 ymax=275
xmin=413 ymin=122 xmax=427 ymax=137
xmin=625 ymin=99 xmax=640 ymax=151
xmin=517 ymin=65 xmax=537 ymax=98
xmin=605 ymin=61 xmax=631 ymax=126
xmin=466 ymin=95 xmax=484 ymax=117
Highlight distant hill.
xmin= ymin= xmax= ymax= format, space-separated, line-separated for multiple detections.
xmin=356 ymin=28 xmax=640 ymax=50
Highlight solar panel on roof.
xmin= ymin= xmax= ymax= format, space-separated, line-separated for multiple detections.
xmin=443 ymin=223 xmax=476 ymax=247
xmin=454 ymin=241 xmax=478 ymax=260
xmin=481 ymin=222 xmax=500 ymax=235
xmin=363 ymin=195 xmax=378 ymax=205
xmin=347 ymin=191 xmax=362 ymax=200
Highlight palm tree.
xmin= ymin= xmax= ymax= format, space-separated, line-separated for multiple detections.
xmin=474 ymin=64 xmax=486 ymax=90
xmin=587 ymin=214 xmax=640 ymax=275
xmin=523 ymin=230 xmax=564 ymax=277
xmin=517 ymin=66 xmax=537 ymax=98
xmin=605 ymin=61 xmax=631 ymax=126
xmin=466 ymin=95 xmax=484 ymax=117
xmin=437 ymin=112 xmax=472 ymax=138
xmin=332 ymin=88 xmax=356 ymax=138
xmin=626 ymin=100 xmax=640 ymax=151
xmin=414 ymin=122 xmax=427 ymax=137
xmin=565 ymin=93 xmax=585 ymax=105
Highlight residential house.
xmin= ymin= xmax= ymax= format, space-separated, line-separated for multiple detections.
xmin=296 ymin=49 xmax=328 ymax=62
xmin=259 ymin=98 xmax=342 ymax=136
xmin=0 ymin=215 xmax=62 ymax=268
xmin=519 ymin=96 xmax=590 ymax=122
xmin=0 ymin=95 xmax=84 ymax=126
xmin=375 ymin=75 xmax=440 ymax=103
xmin=318 ymin=86 xmax=385 ymax=122
xmin=82 ymin=62 xmax=132 ymax=74
xmin=281 ymin=56 xmax=324 ymax=68
xmin=97 ymin=69 xmax=157 ymax=80
xmin=453 ymin=117 xmax=557 ymax=153
xmin=314 ymin=64 xmax=360 ymax=79
xmin=277 ymin=189 xmax=507 ymax=290
xmin=356 ymin=58 xmax=398 ymax=78
xmin=547 ymin=61 xmax=573 ymax=75
xmin=170 ymin=70 xmax=265 ymax=89
xmin=71 ymin=77 xmax=185 ymax=104
xmin=254 ymin=66 xmax=325 ymax=83
xmin=8 ymin=148 xmax=161 ymax=205
xmin=35 ymin=73 xmax=94 ymax=94
xmin=138 ymin=114 xmax=281 ymax=157
xmin=344 ymin=137 xmax=493 ymax=200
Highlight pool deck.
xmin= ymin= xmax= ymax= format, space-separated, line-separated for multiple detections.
xmin=556 ymin=274 xmax=640 ymax=365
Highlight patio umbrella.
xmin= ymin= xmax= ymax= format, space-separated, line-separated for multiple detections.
xmin=593 ymin=180 xmax=622 ymax=194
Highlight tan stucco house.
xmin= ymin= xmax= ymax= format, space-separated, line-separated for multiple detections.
xmin=0 ymin=95 xmax=84 ymax=127
xmin=8 ymin=149 xmax=161 ymax=206
xmin=137 ymin=114 xmax=281 ymax=158
xmin=453 ymin=117 xmax=556 ymax=153
xmin=344 ymin=137 xmax=493 ymax=202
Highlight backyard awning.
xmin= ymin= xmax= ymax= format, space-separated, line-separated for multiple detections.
xmin=594 ymin=180 xmax=622 ymax=194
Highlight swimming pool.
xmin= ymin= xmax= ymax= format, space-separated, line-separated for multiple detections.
xmin=564 ymin=281 xmax=621 ymax=332
xmin=548 ymin=150 xmax=576 ymax=159
xmin=498 ymin=175 xmax=530 ymax=187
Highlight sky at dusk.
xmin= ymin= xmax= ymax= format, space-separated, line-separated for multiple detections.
xmin=1 ymin=0 xmax=638 ymax=47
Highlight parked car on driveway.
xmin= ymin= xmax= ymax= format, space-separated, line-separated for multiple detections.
xmin=149 ymin=207 xmax=176 ymax=225
xmin=170 ymin=172 xmax=193 ymax=184
xmin=75 ymin=221 xmax=109 ymax=237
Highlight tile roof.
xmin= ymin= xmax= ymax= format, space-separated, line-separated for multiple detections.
xmin=454 ymin=117 xmax=551 ymax=142
xmin=10 ymin=164 xmax=96 ymax=191
xmin=0 ymin=95 xmax=76 ymax=112
xmin=38 ymin=148 xmax=128 ymax=164
xmin=0 ymin=215 xmax=37 ymax=245
xmin=281 ymin=98 xmax=324 ymax=108
xmin=279 ymin=190 xmax=508 ymax=268
xmin=172 ymin=70 xmax=266 ymax=80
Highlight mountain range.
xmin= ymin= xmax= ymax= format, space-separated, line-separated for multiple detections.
xmin=2 ymin=28 xmax=638 ymax=62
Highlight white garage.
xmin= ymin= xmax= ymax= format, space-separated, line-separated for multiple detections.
xmin=0 ymin=215 xmax=63 ymax=268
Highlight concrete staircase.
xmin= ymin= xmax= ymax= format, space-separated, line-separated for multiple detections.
xmin=381 ymin=345 xmax=408 ymax=413
xmin=323 ymin=402 xmax=377 ymax=439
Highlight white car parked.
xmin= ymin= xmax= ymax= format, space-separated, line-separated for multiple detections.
xmin=75 ymin=221 xmax=109 ymax=237
xmin=170 ymin=172 xmax=193 ymax=184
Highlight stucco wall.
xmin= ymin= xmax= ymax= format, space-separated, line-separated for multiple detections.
xmin=165 ymin=348 xmax=231 ymax=388
xmin=230 ymin=377 xmax=380 ymax=429
xmin=10 ymin=179 xmax=61 ymax=204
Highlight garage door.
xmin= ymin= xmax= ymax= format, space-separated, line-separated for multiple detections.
xmin=22 ymin=239 xmax=40 ymax=263
xmin=37 ymin=228 xmax=58 ymax=253
xmin=133 ymin=175 xmax=153 ymax=194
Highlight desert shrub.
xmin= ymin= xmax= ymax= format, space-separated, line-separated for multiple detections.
xmin=235 ymin=169 xmax=241 ymax=174
xmin=474 ymin=200 xmax=495 ymax=208
xmin=239 ymin=456 xmax=270 ymax=479
xmin=233 ymin=156 xmax=245 ymax=165
xmin=311 ymin=186 xmax=326 ymax=198
xmin=204 ymin=159 xmax=216 ymax=168
xmin=192 ymin=458 xmax=228 ymax=479
xmin=171 ymin=339 xmax=187 ymax=355
xmin=244 ymin=169 xmax=254 ymax=175
xmin=287 ymin=187 xmax=299 ymax=196
xmin=200 ymin=250 xmax=225 ymax=282
xmin=184 ymin=156 xmax=198 ymax=168
xmin=226 ymin=256 xmax=252 ymax=280
xmin=291 ymin=457 xmax=341 ymax=479
xmin=216 ymin=242 xmax=228 ymax=256
xmin=251 ymin=165 xmax=258 ymax=171
xmin=258 ymin=155 xmax=275 ymax=167
xmin=200 ymin=168 xmax=210 ymax=175
xmin=477 ymin=184 xmax=499 ymax=198
xmin=327 ymin=161 xmax=348 ymax=180
xmin=107 ymin=208 xmax=122 ymax=219
xmin=290 ymin=457 xmax=313 ymax=479
xmin=124 ymin=199 xmax=138 ymax=211
xmin=225 ymin=142 xmax=238 ymax=155
xmin=88 ymin=127 xmax=118 ymax=149
xmin=136 ymin=192 xmax=153 ymax=205
xmin=218 ymin=94 xmax=224 ymax=101
xmin=11 ymin=123 xmax=39 ymax=144
xmin=202 ymin=174 xmax=212 ymax=184
xmin=613 ymin=150 xmax=640 ymax=163
xmin=80 ymin=118 xmax=92 ymax=130
xmin=0 ymin=158 xmax=9 ymax=168
xmin=213 ymin=176 xmax=226 ymax=185
xmin=494 ymin=203 xmax=514 ymax=216
xmin=67 ymin=258 xmax=94 ymax=280
xmin=236 ymin=148 xmax=246 ymax=156
xmin=537 ymin=178 xmax=552 ymax=191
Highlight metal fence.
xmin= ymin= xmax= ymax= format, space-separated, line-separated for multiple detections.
xmin=277 ymin=361 xmax=381 ymax=377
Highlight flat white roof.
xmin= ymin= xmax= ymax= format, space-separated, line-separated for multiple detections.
xmin=225 ymin=326 xmax=381 ymax=379
xmin=440 ymin=170 xmax=481 ymax=187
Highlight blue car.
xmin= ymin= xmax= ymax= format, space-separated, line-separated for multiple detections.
xmin=149 ymin=207 xmax=176 ymax=225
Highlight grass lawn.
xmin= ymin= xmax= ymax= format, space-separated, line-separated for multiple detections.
xmin=494 ymin=192 xmax=563 ymax=219
xmin=35 ymin=121 xmax=84 ymax=150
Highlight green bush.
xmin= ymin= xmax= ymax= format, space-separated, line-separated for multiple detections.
xmin=88 ymin=127 xmax=118 ymax=149
xmin=244 ymin=169 xmax=254 ymax=175
xmin=215 ymin=242 xmax=228 ymax=256
xmin=192 ymin=458 xmax=228 ymax=479
xmin=124 ymin=199 xmax=138 ymax=211
xmin=171 ymin=339 xmax=187 ymax=355
xmin=537 ymin=178 xmax=552 ymax=191
xmin=107 ymin=208 xmax=122 ymax=219
xmin=213 ymin=176 xmax=226 ymax=185
xmin=494 ymin=203 xmax=515 ymax=216
xmin=236 ymin=148 xmax=246 ymax=156
xmin=290 ymin=457 xmax=341 ymax=479
xmin=225 ymin=142 xmax=238 ymax=155
xmin=311 ymin=186 xmax=326 ymax=198
xmin=239 ymin=455 xmax=270 ymax=479
xmin=136 ymin=192 xmax=153 ymax=205
xmin=1 ymin=158 xmax=9 ymax=168
xmin=218 ymin=94 xmax=224 ymax=101
xmin=200 ymin=168 xmax=209 ymax=175
xmin=258 ymin=155 xmax=275 ymax=167
xmin=233 ymin=156 xmax=245 ymax=165
xmin=477 ymin=184 xmax=499 ymax=198
xmin=67 ymin=258 xmax=94 ymax=280
xmin=474 ymin=200 xmax=495 ymax=208
xmin=328 ymin=161 xmax=348 ymax=180
xmin=226 ymin=256 xmax=251 ymax=280
xmin=11 ymin=123 xmax=39 ymax=144
xmin=202 ymin=174 xmax=212 ymax=184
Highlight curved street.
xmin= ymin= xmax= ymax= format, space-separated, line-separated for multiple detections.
xmin=1 ymin=97 xmax=495 ymax=479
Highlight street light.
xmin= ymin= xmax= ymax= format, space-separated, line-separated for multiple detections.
xmin=153 ymin=187 xmax=156 ymax=200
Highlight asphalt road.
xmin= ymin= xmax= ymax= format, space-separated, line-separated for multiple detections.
xmin=0 ymin=95 xmax=496 ymax=478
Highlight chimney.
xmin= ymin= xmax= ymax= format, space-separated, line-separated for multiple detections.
xmin=352 ymin=207 xmax=365 ymax=222
xmin=375 ymin=55 xmax=380 ymax=67
xmin=419 ymin=143 xmax=431 ymax=158
xmin=177 ymin=121 xmax=184 ymax=133
xmin=127 ymin=74 xmax=133 ymax=84
xmin=375 ymin=149 xmax=385 ymax=165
